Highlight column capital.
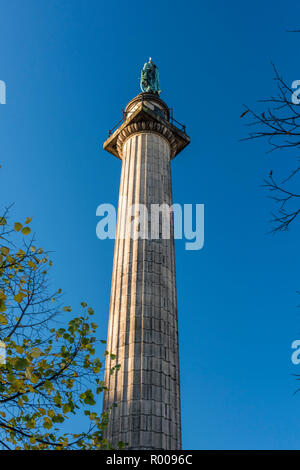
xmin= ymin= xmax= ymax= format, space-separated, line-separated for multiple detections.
xmin=103 ymin=93 xmax=190 ymax=160
xmin=116 ymin=120 xmax=177 ymax=159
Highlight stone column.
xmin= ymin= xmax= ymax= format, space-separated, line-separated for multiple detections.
xmin=102 ymin=93 xmax=190 ymax=450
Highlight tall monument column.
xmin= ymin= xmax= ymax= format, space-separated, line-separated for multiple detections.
xmin=102 ymin=63 xmax=190 ymax=450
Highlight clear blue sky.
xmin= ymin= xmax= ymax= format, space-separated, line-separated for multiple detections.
xmin=1 ymin=0 xmax=300 ymax=450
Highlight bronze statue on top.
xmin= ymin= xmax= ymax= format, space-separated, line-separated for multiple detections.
xmin=140 ymin=57 xmax=161 ymax=95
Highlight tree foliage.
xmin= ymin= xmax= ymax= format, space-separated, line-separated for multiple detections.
xmin=0 ymin=209 xmax=120 ymax=450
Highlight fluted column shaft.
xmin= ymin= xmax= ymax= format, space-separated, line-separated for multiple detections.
xmin=103 ymin=130 xmax=181 ymax=450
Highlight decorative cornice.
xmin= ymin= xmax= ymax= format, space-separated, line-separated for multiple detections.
xmin=103 ymin=97 xmax=190 ymax=160
xmin=116 ymin=120 xmax=177 ymax=159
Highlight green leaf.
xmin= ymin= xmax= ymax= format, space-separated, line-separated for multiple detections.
xmin=44 ymin=380 xmax=53 ymax=391
xmin=80 ymin=389 xmax=96 ymax=406
xmin=14 ymin=357 xmax=29 ymax=370
xmin=53 ymin=393 xmax=62 ymax=406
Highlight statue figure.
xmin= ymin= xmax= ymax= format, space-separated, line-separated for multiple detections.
xmin=140 ymin=58 xmax=161 ymax=95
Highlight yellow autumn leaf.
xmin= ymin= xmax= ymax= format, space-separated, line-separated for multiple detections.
xmin=25 ymin=217 xmax=32 ymax=224
xmin=0 ymin=298 xmax=6 ymax=312
xmin=43 ymin=417 xmax=52 ymax=430
xmin=0 ymin=314 xmax=8 ymax=325
xmin=30 ymin=374 xmax=39 ymax=384
xmin=16 ymin=248 xmax=25 ymax=257
xmin=15 ymin=345 xmax=23 ymax=354
xmin=14 ymin=292 xmax=25 ymax=303
xmin=30 ymin=347 xmax=42 ymax=358
xmin=21 ymin=226 xmax=31 ymax=236
xmin=28 ymin=260 xmax=37 ymax=270
xmin=14 ymin=222 xmax=23 ymax=232
xmin=1 ymin=246 xmax=9 ymax=256
xmin=25 ymin=368 xmax=32 ymax=380
xmin=62 ymin=306 xmax=72 ymax=312
xmin=0 ymin=291 xmax=7 ymax=300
